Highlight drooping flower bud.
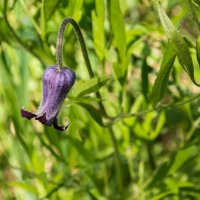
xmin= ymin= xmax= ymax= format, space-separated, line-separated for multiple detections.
xmin=21 ymin=66 xmax=76 ymax=131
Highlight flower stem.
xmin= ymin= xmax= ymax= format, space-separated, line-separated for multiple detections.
xmin=56 ymin=17 xmax=107 ymax=116
xmin=56 ymin=17 xmax=93 ymax=76
xmin=57 ymin=17 xmax=123 ymax=192
xmin=108 ymin=127 xmax=123 ymax=193
xmin=103 ymin=93 xmax=200 ymax=127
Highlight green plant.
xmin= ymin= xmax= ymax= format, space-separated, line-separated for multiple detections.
xmin=0 ymin=0 xmax=200 ymax=199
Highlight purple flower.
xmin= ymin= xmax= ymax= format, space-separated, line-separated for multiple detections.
xmin=21 ymin=66 xmax=76 ymax=131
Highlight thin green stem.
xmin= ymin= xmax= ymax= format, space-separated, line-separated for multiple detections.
xmin=158 ymin=93 xmax=200 ymax=108
xmin=56 ymin=17 xmax=93 ymax=75
xmin=40 ymin=180 xmax=66 ymax=200
xmin=103 ymin=93 xmax=200 ymax=127
xmin=146 ymin=142 xmax=156 ymax=171
xmin=108 ymin=127 xmax=123 ymax=193
xmin=35 ymin=130 xmax=67 ymax=165
xmin=56 ymin=17 xmax=107 ymax=115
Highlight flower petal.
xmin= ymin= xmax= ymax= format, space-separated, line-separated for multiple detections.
xmin=41 ymin=66 xmax=57 ymax=106
xmin=21 ymin=108 xmax=36 ymax=119
xmin=53 ymin=118 xmax=69 ymax=131
xmin=35 ymin=113 xmax=50 ymax=125
xmin=40 ymin=67 xmax=75 ymax=123
xmin=21 ymin=66 xmax=75 ymax=131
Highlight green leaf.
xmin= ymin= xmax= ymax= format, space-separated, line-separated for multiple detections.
xmin=113 ymin=57 xmax=129 ymax=85
xmin=110 ymin=0 xmax=126 ymax=61
xmin=65 ymin=0 xmax=84 ymax=20
xmin=150 ymin=112 xmax=165 ymax=140
xmin=73 ymin=76 xmax=110 ymax=97
xmin=150 ymin=191 xmax=175 ymax=200
xmin=158 ymin=2 xmax=199 ymax=86
xmin=68 ymin=96 xmax=102 ymax=104
xmin=41 ymin=0 xmax=60 ymax=38
xmin=197 ymin=35 xmax=200 ymax=65
xmin=168 ymin=145 xmax=198 ymax=174
xmin=141 ymin=45 xmax=151 ymax=101
xmin=42 ymin=0 xmax=60 ymax=21
xmin=110 ymin=0 xmax=128 ymax=84
xmin=92 ymin=0 xmax=105 ymax=60
xmin=77 ymin=103 xmax=103 ymax=126
xmin=141 ymin=60 xmax=149 ymax=101
xmin=67 ymin=136 xmax=95 ymax=163
xmin=147 ymin=145 xmax=198 ymax=188
xmin=193 ymin=0 xmax=200 ymax=6
xmin=8 ymin=181 xmax=38 ymax=194
xmin=188 ymin=0 xmax=200 ymax=29
xmin=151 ymin=43 xmax=176 ymax=106
xmin=0 ymin=18 xmax=13 ymax=43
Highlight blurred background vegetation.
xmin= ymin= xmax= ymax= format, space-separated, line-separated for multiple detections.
xmin=0 ymin=0 xmax=200 ymax=199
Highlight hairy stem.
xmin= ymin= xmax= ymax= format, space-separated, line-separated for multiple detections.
xmin=56 ymin=17 xmax=93 ymax=76
xmin=56 ymin=17 xmax=107 ymax=115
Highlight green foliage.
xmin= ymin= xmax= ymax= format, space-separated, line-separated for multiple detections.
xmin=197 ymin=35 xmax=200 ymax=64
xmin=158 ymin=2 xmax=199 ymax=86
xmin=92 ymin=0 xmax=105 ymax=61
xmin=110 ymin=0 xmax=128 ymax=85
xmin=72 ymin=76 xmax=110 ymax=97
xmin=0 ymin=0 xmax=200 ymax=199
xmin=151 ymin=43 xmax=176 ymax=106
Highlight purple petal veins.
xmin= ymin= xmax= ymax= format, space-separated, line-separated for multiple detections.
xmin=21 ymin=66 xmax=76 ymax=131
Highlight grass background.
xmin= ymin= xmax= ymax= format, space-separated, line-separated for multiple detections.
xmin=0 ymin=0 xmax=200 ymax=199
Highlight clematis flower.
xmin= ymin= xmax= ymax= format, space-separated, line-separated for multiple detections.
xmin=21 ymin=66 xmax=76 ymax=131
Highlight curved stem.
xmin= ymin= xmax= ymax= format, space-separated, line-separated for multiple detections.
xmin=103 ymin=93 xmax=200 ymax=127
xmin=56 ymin=17 xmax=93 ymax=77
xmin=56 ymin=17 xmax=107 ymax=116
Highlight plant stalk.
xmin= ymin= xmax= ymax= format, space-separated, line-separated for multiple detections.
xmin=56 ymin=17 xmax=107 ymax=115
xmin=109 ymin=127 xmax=123 ymax=193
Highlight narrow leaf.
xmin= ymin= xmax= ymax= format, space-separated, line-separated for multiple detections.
xmin=150 ymin=112 xmax=166 ymax=140
xmin=187 ymin=0 xmax=200 ymax=29
xmin=197 ymin=35 xmax=200 ymax=65
xmin=158 ymin=2 xmax=199 ymax=86
xmin=194 ymin=0 xmax=200 ymax=5
xmin=67 ymin=136 xmax=95 ymax=163
xmin=65 ymin=0 xmax=84 ymax=20
xmin=41 ymin=0 xmax=60 ymax=38
xmin=141 ymin=45 xmax=151 ymax=101
xmin=92 ymin=0 xmax=105 ymax=60
xmin=110 ymin=0 xmax=126 ymax=62
xmin=168 ymin=145 xmax=198 ymax=174
xmin=8 ymin=181 xmax=38 ymax=194
xmin=150 ymin=191 xmax=175 ymax=200
xmin=0 ymin=19 xmax=12 ymax=43
xmin=110 ymin=0 xmax=128 ymax=84
xmin=151 ymin=44 xmax=176 ymax=106
xmin=147 ymin=145 xmax=198 ymax=188
xmin=73 ymin=76 xmax=110 ymax=97
xmin=42 ymin=0 xmax=60 ymax=21
xmin=77 ymin=103 xmax=103 ymax=126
